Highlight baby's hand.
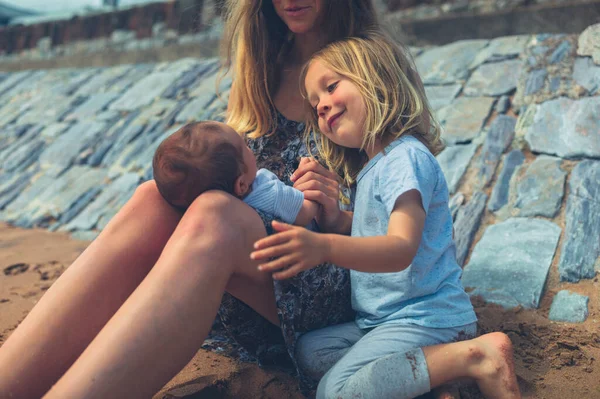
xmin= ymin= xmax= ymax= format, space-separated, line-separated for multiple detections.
xmin=251 ymin=221 xmax=330 ymax=280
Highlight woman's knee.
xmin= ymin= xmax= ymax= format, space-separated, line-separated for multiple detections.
xmin=102 ymin=180 xmax=180 ymax=241
xmin=179 ymin=190 xmax=266 ymax=250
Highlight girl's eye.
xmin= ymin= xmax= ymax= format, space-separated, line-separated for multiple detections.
xmin=327 ymin=82 xmax=338 ymax=93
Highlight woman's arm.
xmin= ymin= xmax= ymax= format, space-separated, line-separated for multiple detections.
xmin=252 ymin=190 xmax=425 ymax=279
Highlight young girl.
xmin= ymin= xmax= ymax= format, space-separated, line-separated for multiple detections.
xmin=251 ymin=33 xmax=522 ymax=399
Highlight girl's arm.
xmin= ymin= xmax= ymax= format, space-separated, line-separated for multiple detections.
xmin=252 ymin=190 xmax=425 ymax=280
xmin=292 ymin=157 xmax=352 ymax=234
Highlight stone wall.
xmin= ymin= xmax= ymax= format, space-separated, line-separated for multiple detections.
xmin=0 ymin=0 xmax=212 ymax=55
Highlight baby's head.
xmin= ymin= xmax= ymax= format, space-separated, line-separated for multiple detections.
xmin=153 ymin=121 xmax=257 ymax=210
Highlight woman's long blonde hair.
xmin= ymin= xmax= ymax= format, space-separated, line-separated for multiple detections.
xmin=220 ymin=0 xmax=380 ymax=139
xmin=300 ymin=32 xmax=444 ymax=185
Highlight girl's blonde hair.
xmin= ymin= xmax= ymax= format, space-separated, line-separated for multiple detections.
xmin=220 ymin=0 xmax=380 ymax=139
xmin=300 ymin=32 xmax=444 ymax=185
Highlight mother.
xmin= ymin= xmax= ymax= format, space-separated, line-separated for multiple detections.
xmin=0 ymin=1 xmax=379 ymax=397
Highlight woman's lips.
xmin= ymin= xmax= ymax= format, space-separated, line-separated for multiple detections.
xmin=284 ymin=6 xmax=310 ymax=17
xmin=328 ymin=111 xmax=344 ymax=130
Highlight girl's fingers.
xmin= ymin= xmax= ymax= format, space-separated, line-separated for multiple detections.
xmin=303 ymin=190 xmax=338 ymax=209
xmin=293 ymin=171 xmax=338 ymax=191
xmin=253 ymin=230 xmax=291 ymax=250
xmin=294 ymin=180 xmax=338 ymax=199
xmin=292 ymin=158 xmax=339 ymax=182
xmin=271 ymin=220 xmax=295 ymax=233
xmin=251 ymin=243 xmax=291 ymax=261
xmin=257 ymin=255 xmax=297 ymax=272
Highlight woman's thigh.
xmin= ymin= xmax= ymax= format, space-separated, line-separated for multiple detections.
xmin=181 ymin=190 xmax=279 ymax=325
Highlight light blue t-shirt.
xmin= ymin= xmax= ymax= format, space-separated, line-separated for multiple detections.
xmin=351 ymin=135 xmax=477 ymax=329
xmin=244 ymin=168 xmax=304 ymax=224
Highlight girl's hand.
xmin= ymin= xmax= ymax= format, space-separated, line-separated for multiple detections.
xmin=251 ymin=221 xmax=330 ymax=280
xmin=291 ymin=157 xmax=342 ymax=233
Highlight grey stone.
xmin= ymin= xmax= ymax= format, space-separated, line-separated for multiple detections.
xmin=162 ymin=60 xmax=217 ymax=99
xmin=437 ymin=97 xmax=495 ymax=144
xmin=454 ymin=191 xmax=488 ymax=266
xmin=39 ymin=122 xmax=106 ymax=171
xmin=573 ymin=57 xmax=600 ymax=94
xmin=64 ymin=173 xmax=140 ymax=232
xmin=3 ymin=167 xmax=106 ymax=227
xmin=16 ymin=95 xmax=75 ymax=125
xmin=514 ymin=156 xmax=566 ymax=218
xmin=469 ymin=35 xmax=529 ymax=69
xmin=2 ymin=138 xmax=45 ymax=173
xmin=416 ymin=40 xmax=489 ymax=84
xmin=449 ymin=192 xmax=465 ymax=221
xmin=56 ymin=186 xmax=103 ymax=226
xmin=0 ymin=70 xmax=33 ymax=98
xmin=496 ymin=96 xmax=510 ymax=114
xmin=0 ymin=171 xmax=36 ymax=210
xmin=525 ymin=97 xmax=600 ymax=159
xmin=548 ymin=40 xmax=572 ymax=64
xmin=548 ymin=76 xmax=561 ymax=93
xmin=464 ymin=60 xmax=522 ymax=97
xmin=176 ymin=94 xmax=218 ymax=123
xmin=70 ymin=230 xmax=99 ymax=241
xmin=488 ymin=150 xmax=525 ymax=212
xmin=532 ymin=45 xmax=550 ymax=55
xmin=524 ymin=69 xmax=547 ymax=95
xmin=558 ymin=160 xmax=600 ymax=282
xmin=474 ymin=115 xmax=517 ymax=189
xmin=462 ymin=218 xmax=561 ymax=309
xmin=436 ymin=143 xmax=478 ymax=194
xmin=40 ymin=123 xmax=70 ymax=139
xmin=548 ymin=290 xmax=589 ymax=323
xmin=424 ymin=84 xmax=462 ymax=111
xmin=189 ymin=69 xmax=231 ymax=98
xmin=64 ymin=93 xmax=120 ymax=121
xmin=108 ymin=64 xmax=155 ymax=93
xmin=109 ymin=71 xmax=182 ymax=111
xmin=100 ymin=117 xmax=145 ymax=167
xmin=577 ymin=23 xmax=600 ymax=65
xmin=71 ymin=65 xmax=134 ymax=97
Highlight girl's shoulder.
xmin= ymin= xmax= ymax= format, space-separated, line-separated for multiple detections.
xmin=385 ymin=135 xmax=437 ymax=168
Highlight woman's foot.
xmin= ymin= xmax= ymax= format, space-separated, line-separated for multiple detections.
xmin=466 ymin=332 xmax=521 ymax=399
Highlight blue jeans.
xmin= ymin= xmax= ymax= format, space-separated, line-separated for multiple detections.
xmin=295 ymin=321 xmax=477 ymax=399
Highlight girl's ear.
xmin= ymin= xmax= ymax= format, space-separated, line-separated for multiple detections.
xmin=234 ymin=175 xmax=249 ymax=198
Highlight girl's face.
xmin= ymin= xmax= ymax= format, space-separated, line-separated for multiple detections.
xmin=272 ymin=0 xmax=326 ymax=35
xmin=305 ymin=60 xmax=367 ymax=152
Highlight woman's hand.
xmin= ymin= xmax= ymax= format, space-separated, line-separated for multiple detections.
xmin=291 ymin=158 xmax=342 ymax=233
xmin=251 ymin=221 xmax=330 ymax=280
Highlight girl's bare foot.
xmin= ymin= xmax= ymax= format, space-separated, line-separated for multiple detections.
xmin=466 ymin=332 xmax=521 ymax=399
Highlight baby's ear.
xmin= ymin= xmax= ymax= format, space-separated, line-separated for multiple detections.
xmin=234 ymin=175 xmax=249 ymax=198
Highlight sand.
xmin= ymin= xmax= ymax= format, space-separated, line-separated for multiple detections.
xmin=0 ymin=221 xmax=598 ymax=398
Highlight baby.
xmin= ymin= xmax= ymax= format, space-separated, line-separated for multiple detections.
xmin=152 ymin=121 xmax=318 ymax=226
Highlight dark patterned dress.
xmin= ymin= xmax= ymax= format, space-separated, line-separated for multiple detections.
xmin=212 ymin=111 xmax=354 ymax=394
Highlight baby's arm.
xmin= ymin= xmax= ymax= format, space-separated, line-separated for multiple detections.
xmin=293 ymin=199 xmax=319 ymax=226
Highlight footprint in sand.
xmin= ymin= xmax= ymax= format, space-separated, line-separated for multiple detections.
xmin=3 ymin=263 xmax=29 ymax=276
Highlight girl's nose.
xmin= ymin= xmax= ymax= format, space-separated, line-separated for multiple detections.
xmin=318 ymin=103 xmax=330 ymax=117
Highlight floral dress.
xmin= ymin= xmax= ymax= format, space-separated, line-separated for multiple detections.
xmin=209 ymin=111 xmax=354 ymax=394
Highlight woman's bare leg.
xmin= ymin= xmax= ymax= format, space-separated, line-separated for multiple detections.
xmin=44 ymin=190 xmax=278 ymax=399
xmin=425 ymin=332 xmax=521 ymax=399
xmin=0 ymin=181 xmax=182 ymax=399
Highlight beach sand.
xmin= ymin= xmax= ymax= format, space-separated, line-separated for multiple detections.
xmin=1 ymin=222 xmax=598 ymax=398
